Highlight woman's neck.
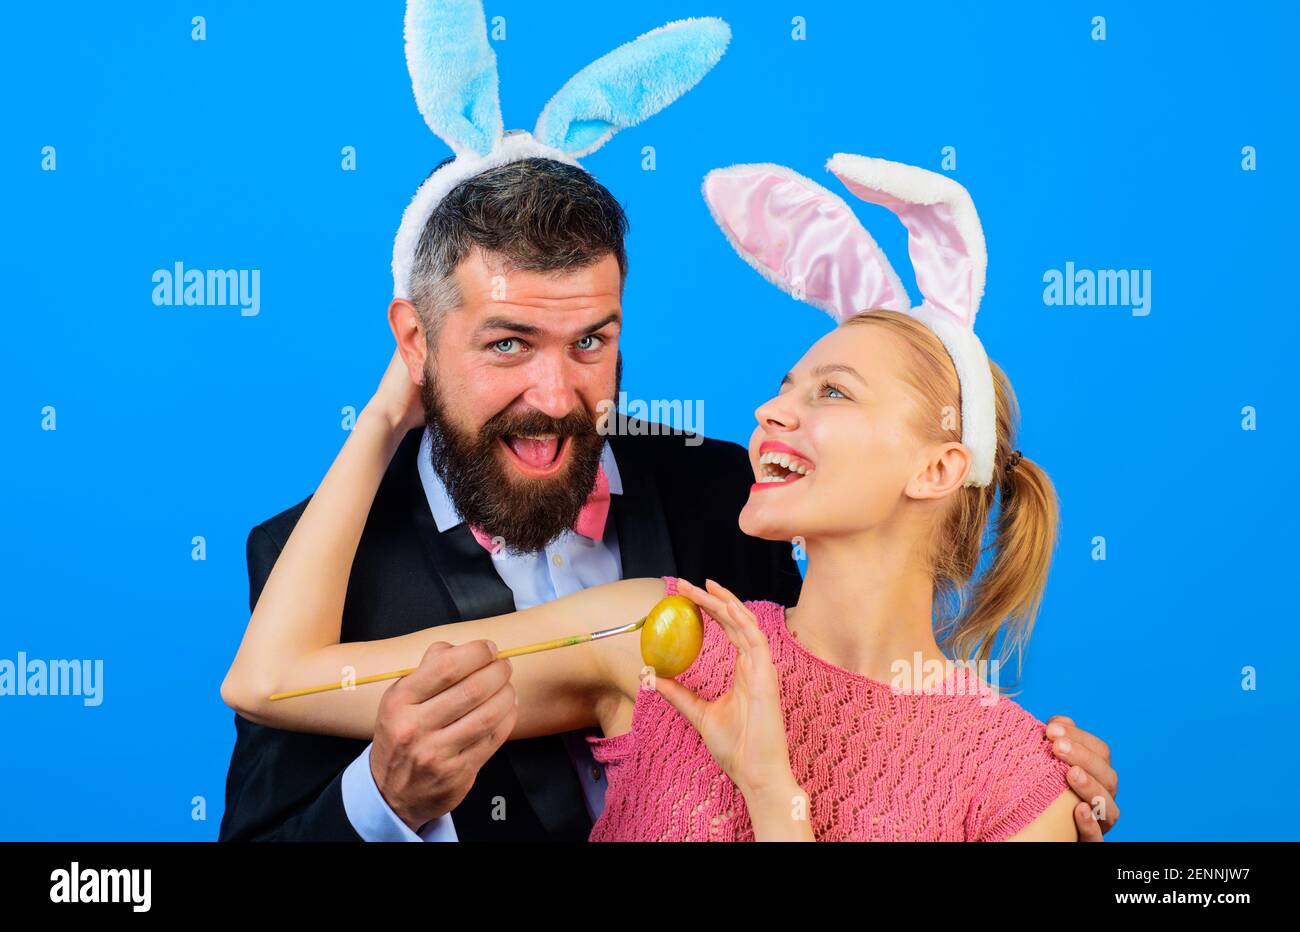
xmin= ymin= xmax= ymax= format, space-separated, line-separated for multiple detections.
xmin=790 ymin=528 xmax=945 ymax=682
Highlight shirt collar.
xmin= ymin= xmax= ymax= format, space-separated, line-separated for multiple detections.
xmin=417 ymin=427 xmax=623 ymax=534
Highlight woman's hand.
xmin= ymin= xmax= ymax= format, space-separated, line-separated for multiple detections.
xmin=654 ymin=579 xmax=811 ymax=838
xmin=365 ymin=347 xmax=425 ymax=435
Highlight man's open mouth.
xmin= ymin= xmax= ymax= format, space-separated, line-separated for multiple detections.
xmin=499 ymin=433 xmax=570 ymax=478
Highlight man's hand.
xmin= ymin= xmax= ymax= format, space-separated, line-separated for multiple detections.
xmin=370 ymin=639 xmax=517 ymax=832
xmin=1046 ymin=715 xmax=1119 ymax=842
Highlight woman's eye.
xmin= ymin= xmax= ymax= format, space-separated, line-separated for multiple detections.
xmin=574 ymin=334 xmax=603 ymax=352
xmin=491 ymin=338 xmax=523 ymax=355
xmin=819 ymin=381 xmax=847 ymax=399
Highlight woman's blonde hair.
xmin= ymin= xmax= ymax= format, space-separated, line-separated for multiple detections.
xmin=842 ymin=310 xmax=1059 ymax=674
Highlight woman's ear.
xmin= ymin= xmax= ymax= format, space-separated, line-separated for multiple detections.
xmin=388 ymin=299 xmax=429 ymax=386
xmin=906 ymin=442 xmax=972 ymax=501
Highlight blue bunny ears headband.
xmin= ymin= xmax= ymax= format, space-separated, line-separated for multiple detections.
xmin=392 ymin=0 xmax=732 ymax=300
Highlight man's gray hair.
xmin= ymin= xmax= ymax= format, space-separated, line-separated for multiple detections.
xmin=408 ymin=157 xmax=629 ymax=343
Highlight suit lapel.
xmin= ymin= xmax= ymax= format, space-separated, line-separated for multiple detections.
xmin=398 ymin=428 xmax=517 ymax=621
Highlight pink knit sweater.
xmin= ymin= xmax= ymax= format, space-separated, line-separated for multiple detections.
xmin=587 ymin=578 xmax=1072 ymax=841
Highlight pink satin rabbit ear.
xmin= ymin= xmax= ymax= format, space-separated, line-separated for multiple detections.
xmin=826 ymin=154 xmax=986 ymax=329
xmin=701 ymin=163 xmax=910 ymax=321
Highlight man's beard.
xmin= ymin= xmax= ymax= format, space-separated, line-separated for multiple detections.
xmin=420 ymin=365 xmax=615 ymax=554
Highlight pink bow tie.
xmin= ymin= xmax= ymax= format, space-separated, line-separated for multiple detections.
xmin=469 ymin=463 xmax=611 ymax=554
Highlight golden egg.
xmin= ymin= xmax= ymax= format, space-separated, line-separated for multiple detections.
xmin=640 ymin=595 xmax=704 ymax=678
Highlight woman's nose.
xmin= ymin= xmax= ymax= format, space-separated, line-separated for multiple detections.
xmin=755 ymin=394 xmax=798 ymax=431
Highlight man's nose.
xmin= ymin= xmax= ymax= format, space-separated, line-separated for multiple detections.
xmin=520 ymin=353 xmax=579 ymax=419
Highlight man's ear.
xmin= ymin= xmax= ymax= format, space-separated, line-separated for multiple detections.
xmin=905 ymin=442 xmax=972 ymax=501
xmin=388 ymin=299 xmax=428 ymax=386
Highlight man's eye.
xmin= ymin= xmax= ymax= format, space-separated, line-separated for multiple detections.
xmin=491 ymin=338 xmax=523 ymax=355
xmin=574 ymin=334 xmax=604 ymax=352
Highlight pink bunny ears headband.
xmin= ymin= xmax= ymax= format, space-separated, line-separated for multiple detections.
xmin=702 ymin=155 xmax=997 ymax=487
xmin=391 ymin=0 xmax=731 ymax=301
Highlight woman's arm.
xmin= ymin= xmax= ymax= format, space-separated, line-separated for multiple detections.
xmin=224 ymin=572 xmax=657 ymax=741
xmin=746 ymin=783 xmax=816 ymax=841
xmin=1006 ymin=789 xmax=1080 ymax=841
xmin=220 ymin=350 xmax=651 ymax=741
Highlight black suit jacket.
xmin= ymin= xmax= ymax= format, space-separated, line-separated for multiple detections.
xmin=218 ymin=425 xmax=803 ymax=841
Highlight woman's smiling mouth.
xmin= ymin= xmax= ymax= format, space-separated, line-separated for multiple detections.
xmin=752 ymin=441 xmax=815 ymax=490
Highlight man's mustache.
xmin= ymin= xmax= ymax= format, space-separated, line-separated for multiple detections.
xmin=480 ymin=406 xmax=598 ymax=440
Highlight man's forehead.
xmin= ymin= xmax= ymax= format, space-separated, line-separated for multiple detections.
xmin=454 ymin=257 xmax=621 ymax=329
xmin=478 ymin=286 xmax=622 ymax=312
xmin=458 ymin=249 xmax=621 ymax=292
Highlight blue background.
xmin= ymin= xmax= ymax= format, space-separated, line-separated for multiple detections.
xmin=2 ymin=1 xmax=1295 ymax=840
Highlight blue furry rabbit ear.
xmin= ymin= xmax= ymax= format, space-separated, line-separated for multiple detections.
xmin=404 ymin=0 xmax=503 ymax=158
xmin=534 ymin=17 xmax=731 ymax=158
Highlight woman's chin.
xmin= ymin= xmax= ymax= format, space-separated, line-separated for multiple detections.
xmin=739 ymin=500 xmax=797 ymax=543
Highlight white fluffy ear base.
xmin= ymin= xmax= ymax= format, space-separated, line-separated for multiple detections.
xmin=391 ymin=134 xmax=580 ymax=300
xmin=907 ymin=305 xmax=996 ymax=487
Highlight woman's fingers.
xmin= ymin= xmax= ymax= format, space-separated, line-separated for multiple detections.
xmin=703 ymin=578 xmax=740 ymax=601
xmin=678 ymin=579 xmax=777 ymax=692
xmin=652 ymin=675 xmax=708 ymax=732
xmin=701 ymin=579 xmax=753 ymax=639
xmin=676 ymin=578 xmax=746 ymax=650
xmin=700 ymin=582 xmax=781 ymax=705
xmin=676 ymin=578 xmax=729 ymax=623
xmin=714 ymin=585 xmax=766 ymax=653
xmin=705 ymin=580 xmax=767 ymax=655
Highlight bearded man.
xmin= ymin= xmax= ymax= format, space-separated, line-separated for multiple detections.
xmin=217 ymin=158 xmax=804 ymax=841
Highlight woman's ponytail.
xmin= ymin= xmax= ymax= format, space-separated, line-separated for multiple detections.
xmin=950 ymin=447 xmax=1059 ymax=670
